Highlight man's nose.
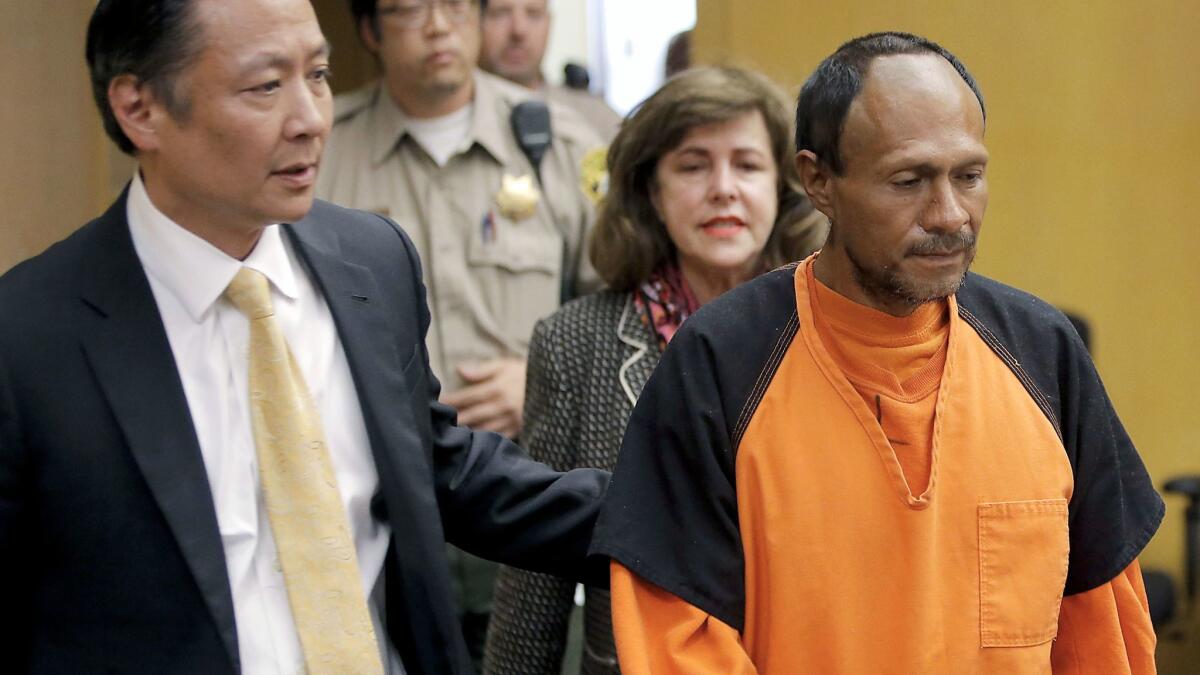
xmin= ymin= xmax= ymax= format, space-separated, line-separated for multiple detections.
xmin=285 ymin=84 xmax=330 ymax=140
xmin=424 ymin=0 xmax=454 ymax=34
xmin=921 ymin=177 xmax=970 ymax=233
xmin=510 ymin=13 xmax=530 ymax=38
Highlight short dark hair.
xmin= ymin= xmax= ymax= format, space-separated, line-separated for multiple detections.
xmin=352 ymin=0 xmax=486 ymax=11
xmin=351 ymin=0 xmax=481 ymax=39
xmin=591 ymin=66 xmax=827 ymax=291
xmin=348 ymin=0 xmax=381 ymax=44
xmin=350 ymin=0 xmax=379 ymax=25
xmin=86 ymin=0 xmax=205 ymax=155
xmin=795 ymin=31 xmax=985 ymax=174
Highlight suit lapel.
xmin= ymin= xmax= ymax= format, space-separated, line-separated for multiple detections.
xmin=79 ymin=197 xmax=240 ymax=670
xmin=282 ymin=222 xmax=411 ymax=479
xmin=616 ymin=294 xmax=659 ymax=407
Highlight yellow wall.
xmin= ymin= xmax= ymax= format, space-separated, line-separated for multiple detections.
xmin=0 ymin=1 xmax=131 ymax=274
xmin=0 ymin=2 xmax=366 ymax=277
xmin=695 ymin=0 xmax=1200 ymax=659
xmin=312 ymin=0 xmax=380 ymax=95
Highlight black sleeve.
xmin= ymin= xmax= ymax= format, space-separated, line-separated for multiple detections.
xmin=588 ymin=318 xmax=747 ymax=629
xmin=957 ymin=274 xmax=1164 ymax=595
xmin=0 ymin=330 xmax=32 ymax=667
xmin=392 ymin=219 xmax=611 ymax=586
xmin=1056 ymin=324 xmax=1163 ymax=593
xmin=587 ymin=266 xmax=800 ymax=633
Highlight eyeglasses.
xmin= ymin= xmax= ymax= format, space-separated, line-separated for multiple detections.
xmin=376 ymin=0 xmax=475 ymax=29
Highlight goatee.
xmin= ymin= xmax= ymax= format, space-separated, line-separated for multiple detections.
xmin=848 ymin=229 xmax=977 ymax=315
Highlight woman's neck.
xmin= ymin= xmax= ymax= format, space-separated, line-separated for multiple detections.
xmin=679 ymin=258 xmax=759 ymax=305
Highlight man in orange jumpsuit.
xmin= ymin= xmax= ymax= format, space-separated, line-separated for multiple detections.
xmin=590 ymin=32 xmax=1162 ymax=674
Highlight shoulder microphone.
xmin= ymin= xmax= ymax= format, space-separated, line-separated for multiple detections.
xmin=510 ymin=100 xmax=552 ymax=184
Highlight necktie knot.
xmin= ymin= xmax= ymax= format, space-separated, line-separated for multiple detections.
xmin=224 ymin=267 xmax=274 ymax=320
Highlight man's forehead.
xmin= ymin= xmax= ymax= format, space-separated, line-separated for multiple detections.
xmin=861 ymin=53 xmax=967 ymax=100
xmin=840 ymin=53 xmax=985 ymax=163
xmin=193 ymin=0 xmax=323 ymax=45
xmin=191 ymin=0 xmax=327 ymax=66
xmin=233 ymin=42 xmax=331 ymax=76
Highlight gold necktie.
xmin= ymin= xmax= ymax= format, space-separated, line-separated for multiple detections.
xmin=224 ymin=268 xmax=384 ymax=675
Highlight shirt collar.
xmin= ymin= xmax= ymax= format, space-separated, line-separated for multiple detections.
xmin=469 ymin=71 xmax=515 ymax=164
xmin=126 ymin=170 xmax=300 ymax=323
xmin=366 ymin=69 xmax=512 ymax=166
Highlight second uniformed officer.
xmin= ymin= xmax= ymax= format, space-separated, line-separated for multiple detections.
xmin=319 ymin=0 xmax=605 ymax=666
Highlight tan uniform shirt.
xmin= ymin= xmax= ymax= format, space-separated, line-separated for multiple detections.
xmin=544 ymin=85 xmax=622 ymax=142
xmin=318 ymin=70 xmax=603 ymax=390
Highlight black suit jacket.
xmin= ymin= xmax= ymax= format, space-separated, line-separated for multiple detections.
xmin=0 ymin=194 xmax=608 ymax=675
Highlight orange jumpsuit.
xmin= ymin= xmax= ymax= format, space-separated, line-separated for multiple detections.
xmin=592 ymin=257 xmax=1162 ymax=673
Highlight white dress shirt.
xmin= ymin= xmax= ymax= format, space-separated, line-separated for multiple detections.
xmin=126 ymin=173 xmax=404 ymax=674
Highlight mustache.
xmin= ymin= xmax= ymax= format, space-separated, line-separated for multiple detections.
xmin=907 ymin=230 xmax=977 ymax=256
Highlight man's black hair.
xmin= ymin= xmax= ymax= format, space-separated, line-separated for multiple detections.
xmin=795 ymin=31 xmax=985 ymax=174
xmin=350 ymin=0 xmax=379 ymax=25
xmin=86 ymin=0 xmax=205 ymax=155
xmin=351 ymin=0 xmax=482 ymax=39
xmin=348 ymin=0 xmax=382 ymax=43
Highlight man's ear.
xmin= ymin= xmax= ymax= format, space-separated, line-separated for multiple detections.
xmin=108 ymin=74 xmax=161 ymax=153
xmin=359 ymin=15 xmax=381 ymax=54
xmin=795 ymin=149 xmax=835 ymax=218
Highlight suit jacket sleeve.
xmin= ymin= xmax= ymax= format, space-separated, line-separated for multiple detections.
xmin=390 ymin=219 xmax=609 ymax=586
xmin=0 ymin=337 xmax=33 ymax=665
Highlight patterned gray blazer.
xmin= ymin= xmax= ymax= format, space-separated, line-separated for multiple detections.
xmin=483 ymin=291 xmax=660 ymax=675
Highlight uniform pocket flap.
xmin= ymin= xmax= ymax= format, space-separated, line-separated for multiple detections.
xmin=466 ymin=213 xmax=559 ymax=274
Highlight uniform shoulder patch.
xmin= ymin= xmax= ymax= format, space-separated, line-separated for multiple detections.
xmin=579 ymin=145 xmax=609 ymax=206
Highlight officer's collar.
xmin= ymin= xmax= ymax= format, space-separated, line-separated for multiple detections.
xmin=367 ymin=70 xmax=511 ymax=166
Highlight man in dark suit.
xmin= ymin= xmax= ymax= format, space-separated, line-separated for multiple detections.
xmin=0 ymin=1 xmax=606 ymax=673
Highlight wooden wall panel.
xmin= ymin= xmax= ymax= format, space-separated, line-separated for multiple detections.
xmin=0 ymin=1 xmax=130 ymax=274
xmin=0 ymin=1 xmax=375 ymax=277
xmin=312 ymin=0 xmax=381 ymax=95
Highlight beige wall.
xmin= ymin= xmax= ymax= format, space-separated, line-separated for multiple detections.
xmin=695 ymin=0 xmax=1200 ymax=662
xmin=0 ymin=1 xmax=131 ymax=274
xmin=312 ymin=0 xmax=380 ymax=95
xmin=0 ymin=2 xmax=371 ymax=277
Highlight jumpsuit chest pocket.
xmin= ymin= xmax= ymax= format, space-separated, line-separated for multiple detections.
xmin=977 ymin=498 xmax=1069 ymax=647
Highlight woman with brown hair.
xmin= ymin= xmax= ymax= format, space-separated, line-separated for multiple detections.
xmin=482 ymin=66 xmax=826 ymax=675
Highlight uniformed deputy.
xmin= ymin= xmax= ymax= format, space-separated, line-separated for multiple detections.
xmin=319 ymin=0 xmax=604 ymax=666
xmin=322 ymin=0 xmax=603 ymax=435
xmin=478 ymin=0 xmax=622 ymax=141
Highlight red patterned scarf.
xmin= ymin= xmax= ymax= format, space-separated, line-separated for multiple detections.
xmin=634 ymin=262 xmax=701 ymax=351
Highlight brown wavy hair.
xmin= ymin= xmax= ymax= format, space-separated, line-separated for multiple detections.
xmin=590 ymin=66 xmax=827 ymax=292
